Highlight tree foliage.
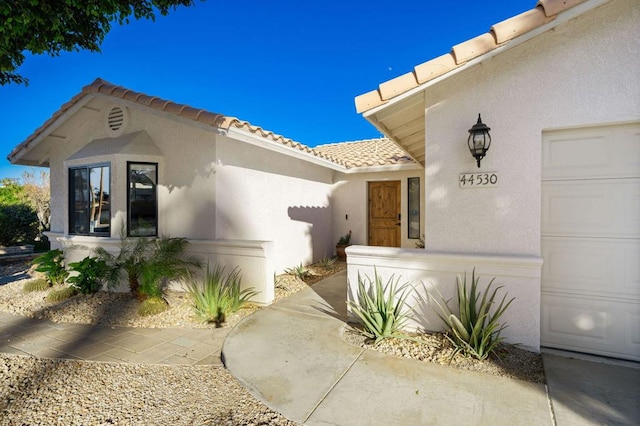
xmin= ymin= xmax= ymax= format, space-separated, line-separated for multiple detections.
xmin=0 ymin=172 xmax=49 ymax=246
xmin=0 ymin=178 xmax=26 ymax=205
xmin=21 ymin=169 xmax=50 ymax=233
xmin=0 ymin=0 xmax=198 ymax=85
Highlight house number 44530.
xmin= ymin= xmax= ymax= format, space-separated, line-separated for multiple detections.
xmin=459 ymin=172 xmax=498 ymax=188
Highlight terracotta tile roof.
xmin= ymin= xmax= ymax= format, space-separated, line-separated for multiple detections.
xmin=355 ymin=0 xmax=591 ymax=113
xmin=9 ymin=78 xmax=417 ymax=170
xmin=314 ymin=138 xmax=416 ymax=169
xmin=8 ymin=78 xmax=328 ymax=163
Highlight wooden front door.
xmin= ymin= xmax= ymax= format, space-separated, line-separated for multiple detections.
xmin=368 ymin=181 xmax=401 ymax=247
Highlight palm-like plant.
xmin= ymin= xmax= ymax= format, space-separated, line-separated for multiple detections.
xmin=94 ymin=235 xmax=200 ymax=299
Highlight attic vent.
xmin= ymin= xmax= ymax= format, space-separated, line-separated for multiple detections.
xmin=108 ymin=107 xmax=125 ymax=131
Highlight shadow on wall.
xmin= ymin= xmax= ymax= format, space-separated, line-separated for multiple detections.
xmin=288 ymin=205 xmax=332 ymax=262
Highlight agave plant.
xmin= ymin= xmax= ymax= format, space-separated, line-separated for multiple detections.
xmin=186 ymin=263 xmax=258 ymax=325
xmin=285 ymin=263 xmax=311 ymax=280
xmin=347 ymin=269 xmax=412 ymax=345
xmin=429 ymin=270 xmax=514 ymax=360
xmin=318 ymin=255 xmax=336 ymax=269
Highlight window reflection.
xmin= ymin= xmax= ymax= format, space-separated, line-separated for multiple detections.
xmin=128 ymin=163 xmax=157 ymax=236
xmin=69 ymin=165 xmax=110 ymax=236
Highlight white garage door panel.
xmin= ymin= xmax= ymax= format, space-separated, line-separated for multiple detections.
xmin=542 ymin=179 xmax=640 ymax=237
xmin=542 ymin=123 xmax=640 ymax=361
xmin=542 ymin=123 xmax=640 ymax=179
xmin=542 ymin=237 xmax=640 ymax=298
xmin=541 ymin=294 xmax=640 ymax=361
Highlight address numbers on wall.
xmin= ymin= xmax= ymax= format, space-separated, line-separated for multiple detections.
xmin=459 ymin=172 xmax=498 ymax=188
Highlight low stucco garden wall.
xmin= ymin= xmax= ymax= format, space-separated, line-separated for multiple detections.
xmin=48 ymin=233 xmax=275 ymax=305
xmin=346 ymin=245 xmax=543 ymax=351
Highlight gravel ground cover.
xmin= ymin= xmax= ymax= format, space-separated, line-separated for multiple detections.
xmin=0 ymin=258 xmax=543 ymax=424
xmin=0 ymin=259 xmax=341 ymax=425
xmin=0 ymin=354 xmax=296 ymax=426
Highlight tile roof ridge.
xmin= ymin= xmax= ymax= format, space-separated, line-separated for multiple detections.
xmin=354 ymin=0 xmax=592 ymax=113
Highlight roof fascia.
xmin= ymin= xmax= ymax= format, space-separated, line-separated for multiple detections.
xmin=341 ymin=162 xmax=423 ymax=174
xmin=225 ymin=126 xmax=347 ymax=172
xmin=362 ymin=0 xmax=611 ymax=120
xmin=8 ymin=94 xmax=94 ymax=164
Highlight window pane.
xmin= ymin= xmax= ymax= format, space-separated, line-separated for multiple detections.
xmin=69 ymin=165 xmax=110 ymax=236
xmin=89 ymin=166 xmax=110 ymax=235
xmin=70 ymin=168 xmax=89 ymax=234
xmin=128 ymin=163 xmax=157 ymax=236
xmin=408 ymin=177 xmax=420 ymax=239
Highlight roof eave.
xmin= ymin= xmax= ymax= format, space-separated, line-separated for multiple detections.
xmin=7 ymin=94 xmax=94 ymax=166
xmin=361 ymin=0 xmax=612 ymax=119
xmin=225 ymin=126 xmax=347 ymax=172
xmin=342 ymin=162 xmax=423 ymax=174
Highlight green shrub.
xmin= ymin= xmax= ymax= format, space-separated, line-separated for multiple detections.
xmin=94 ymin=234 xmax=200 ymax=298
xmin=347 ymin=269 xmax=412 ymax=345
xmin=67 ymin=256 xmax=108 ymax=295
xmin=23 ymin=278 xmax=49 ymax=293
xmin=285 ymin=263 xmax=310 ymax=280
xmin=186 ymin=263 xmax=258 ymax=325
xmin=429 ymin=270 xmax=514 ymax=360
xmin=137 ymin=296 xmax=169 ymax=316
xmin=0 ymin=203 xmax=38 ymax=246
xmin=32 ymin=249 xmax=68 ymax=286
xmin=47 ymin=286 xmax=77 ymax=302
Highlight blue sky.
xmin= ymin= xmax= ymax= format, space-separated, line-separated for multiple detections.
xmin=0 ymin=0 xmax=533 ymax=180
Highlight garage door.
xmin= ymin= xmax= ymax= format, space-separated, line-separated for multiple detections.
xmin=541 ymin=123 xmax=640 ymax=361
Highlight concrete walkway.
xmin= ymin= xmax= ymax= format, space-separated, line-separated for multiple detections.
xmin=0 ymin=312 xmax=228 ymax=365
xmin=0 ymin=270 xmax=638 ymax=424
xmin=223 ymin=270 xmax=640 ymax=426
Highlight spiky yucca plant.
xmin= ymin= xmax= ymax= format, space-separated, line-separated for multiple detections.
xmin=318 ymin=256 xmax=336 ymax=269
xmin=429 ymin=270 xmax=514 ymax=360
xmin=284 ymin=263 xmax=311 ymax=280
xmin=347 ymin=269 xmax=412 ymax=345
xmin=186 ymin=263 xmax=258 ymax=325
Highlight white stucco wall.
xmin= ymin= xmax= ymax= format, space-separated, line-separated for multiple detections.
xmin=346 ymin=245 xmax=543 ymax=351
xmin=332 ymin=170 xmax=425 ymax=249
xmin=422 ymin=0 xmax=639 ymax=256
xmin=215 ymin=136 xmax=335 ymax=273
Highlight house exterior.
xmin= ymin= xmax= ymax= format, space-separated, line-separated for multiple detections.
xmin=352 ymin=0 xmax=639 ymax=360
xmin=8 ymin=79 xmax=424 ymax=304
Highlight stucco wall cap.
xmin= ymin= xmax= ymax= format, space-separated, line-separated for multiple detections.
xmin=379 ymin=72 xmax=419 ymax=101
xmin=491 ymin=7 xmax=554 ymax=43
xmin=354 ymin=89 xmax=386 ymax=114
xmin=414 ymin=53 xmax=458 ymax=84
xmin=537 ymin=0 xmax=586 ymax=17
xmin=452 ymin=33 xmax=498 ymax=64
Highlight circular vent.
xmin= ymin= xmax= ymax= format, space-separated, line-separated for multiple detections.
xmin=107 ymin=106 xmax=125 ymax=131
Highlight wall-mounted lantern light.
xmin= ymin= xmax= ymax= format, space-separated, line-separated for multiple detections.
xmin=467 ymin=114 xmax=491 ymax=168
